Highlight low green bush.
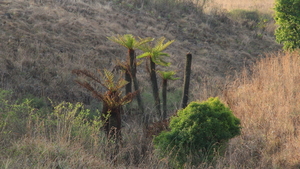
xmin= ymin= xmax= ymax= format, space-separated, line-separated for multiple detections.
xmin=154 ymin=97 xmax=241 ymax=168
xmin=0 ymin=89 xmax=34 ymax=145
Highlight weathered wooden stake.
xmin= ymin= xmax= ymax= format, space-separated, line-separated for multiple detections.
xmin=181 ymin=53 xmax=192 ymax=108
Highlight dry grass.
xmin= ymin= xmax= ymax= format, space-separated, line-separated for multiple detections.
xmin=0 ymin=0 xmax=281 ymax=106
xmin=205 ymin=0 xmax=277 ymax=36
xmin=209 ymin=0 xmax=275 ymax=14
xmin=1 ymin=0 xmax=295 ymax=168
xmin=223 ymin=51 xmax=300 ymax=168
xmin=2 ymin=52 xmax=300 ymax=168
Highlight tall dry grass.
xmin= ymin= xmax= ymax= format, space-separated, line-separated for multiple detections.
xmin=223 ymin=51 xmax=300 ymax=168
xmin=210 ymin=0 xmax=275 ymax=13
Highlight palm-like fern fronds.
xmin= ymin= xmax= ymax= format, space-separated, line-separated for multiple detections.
xmin=72 ymin=68 xmax=137 ymax=142
xmin=107 ymin=34 xmax=153 ymax=49
xmin=157 ymin=70 xmax=180 ymax=80
xmin=137 ymin=37 xmax=174 ymax=66
xmin=157 ymin=70 xmax=179 ymax=120
xmin=108 ymin=34 xmax=150 ymax=115
xmin=72 ymin=69 xmax=137 ymax=109
xmin=99 ymin=69 xmax=129 ymax=92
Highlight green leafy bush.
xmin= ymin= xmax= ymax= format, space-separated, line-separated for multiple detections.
xmin=153 ymin=97 xmax=241 ymax=168
xmin=274 ymin=0 xmax=300 ymax=51
xmin=0 ymin=89 xmax=34 ymax=145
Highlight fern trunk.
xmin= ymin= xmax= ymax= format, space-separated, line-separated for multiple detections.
xmin=125 ymin=71 xmax=131 ymax=94
xmin=162 ymin=79 xmax=167 ymax=120
xmin=181 ymin=53 xmax=192 ymax=109
xmin=101 ymin=102 xmax=122 ymax=142
xmin=125 ymin=49 xmax=133 ymax=100
xmin=129 ymin=49 xmax=145 ymax=115
xmin=150 ymin=58 xmax=161 ymax=118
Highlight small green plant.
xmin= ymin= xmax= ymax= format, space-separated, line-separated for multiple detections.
xmin=274 ymin=0 xmax=300 ymax=51
xmin=0 ymin=89 xmax=35 ymax=145
xmin=154 ymin=97 xmax=241 ymax=168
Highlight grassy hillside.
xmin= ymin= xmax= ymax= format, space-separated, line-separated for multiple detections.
xmin=212 ymin=0 xmax=275 ymax=13
xmin=2 ymin=0 xmax=297 ymax=168
xmin=0 ymin=0 xmax=280 ymax=105
xmin=2 ymin=52 xmax=300 ymax=168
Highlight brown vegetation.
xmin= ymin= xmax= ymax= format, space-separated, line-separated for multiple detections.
xmin=0 ymin=0 xmax=280 ymax=106
xmin=223 ymin=52 xmax=300 ymax=168
xmin=2 ymin=0 xmax=298 ymax=168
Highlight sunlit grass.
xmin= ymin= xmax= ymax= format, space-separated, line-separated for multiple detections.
xmin=223 ymin=51 xmax=300 ymax=168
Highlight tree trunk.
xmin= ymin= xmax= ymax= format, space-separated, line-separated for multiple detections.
xmin=162 ymin=79 xmax=167 ymax=120
xmin=124 ymin=49 xmax=133 ymax=94
xmin=181 ymin=53 xmax=192 ymax=109
xmin=125 ymin=49 xmax=134 ymax=114
xmin=129 ymin=49 xmax=145 ymax=116
xmin=125 ymin=71 xmax=131 ymax=94
xmin=150 ymin=58 xmax=161 ymax=118
xmin=101 ymin=101 xmax=122 ymax=162
xmin=101 ymin=93 xmax=122 ymax=142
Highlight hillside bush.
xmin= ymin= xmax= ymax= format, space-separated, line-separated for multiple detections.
xmin=153 ymin=97 xmax=241 ymax=168
xmin=0 ymin=89 xmax=34 ymax=145
xmin=274 ymin=0 xmax=300 ymax=51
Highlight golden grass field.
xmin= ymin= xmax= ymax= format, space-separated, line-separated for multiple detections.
xmin=223 ymin=52 xmax=300 ymax=168
xmin=211 ymin=0 xmax=275 ymax=13
xmin=1 ymin=0 xmax=299 ymax=168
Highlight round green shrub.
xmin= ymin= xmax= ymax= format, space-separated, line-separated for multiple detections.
xmin=153 ymin=97 xmax=241 ymax=168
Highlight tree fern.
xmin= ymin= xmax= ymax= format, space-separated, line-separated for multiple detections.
xmin=137 ymin=37 xmax=175 ymax=119
xmin=108 ymin=34 xmax=153 ymax=115
xmin=72 ymin=69 xmax=137 ymax=142
xmin=157 ymin=70 xmax=180 ymax=120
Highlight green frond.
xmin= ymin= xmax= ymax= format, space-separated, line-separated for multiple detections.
xmin=137 ymin=52 xmax=152 ymax=59
xmin=151 ymin=51 xmax=170 ymax=66
xmin=136 ymin=37 xmax=154 ymax=47
xmin=103 ymin=69 xmax=115 ymax=90
xmin=157 ymin=70 xmax=180 ymax=80
xmin=137 ymin=43 xmax=153 ymax=53
xmin=138 ymin=37 xmax=174 ymax=67
xmin=117 ymin=78 xmax=129 ymax=89
xmin=99 ymin=69 xmax=129 ymax=92
xmin=108 ymin=34 xmax=153 ymax=50
xmin=153 ymin=37 xmax=175 ymax=51
xmin=107 ymin=34 xmax=135 ymax=49
xmin=151 ymin=56 xmax=170 ymax=66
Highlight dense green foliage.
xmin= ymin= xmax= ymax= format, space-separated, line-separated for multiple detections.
xmin=274 ymin=0 xmax=300 ymax=51
xmin=0 ymin=89 xmax=38 ymax=145
xmin=154 ymin=97 xmax=241 ymax=168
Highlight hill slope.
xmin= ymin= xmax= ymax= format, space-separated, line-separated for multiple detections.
xmin=0 ymin=0 xmax=281 ymax=105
